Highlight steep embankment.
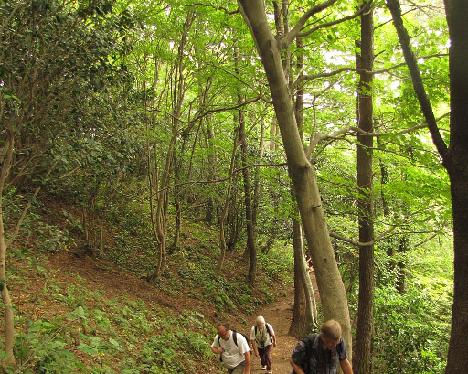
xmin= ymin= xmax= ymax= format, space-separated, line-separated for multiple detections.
xmin=4 ymin=199 xmax=293 ymax=373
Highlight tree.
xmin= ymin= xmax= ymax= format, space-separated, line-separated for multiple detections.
xmin=0 ymin=125 xmax=16 ymax=366
xmin=386 ymin=0 xmax=468 ymax=372
xmin=238 ymin=0 xmax=353 ymax=357
xmin=354 ymin=2 xmax=375 ymax=373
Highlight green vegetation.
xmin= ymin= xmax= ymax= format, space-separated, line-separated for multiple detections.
xmin=0 ymin=0 xmax=457 ymax=372
xmin=4 ymin=193 xmax=292 ymax=373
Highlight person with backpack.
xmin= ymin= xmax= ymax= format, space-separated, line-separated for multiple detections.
xmin=290 ymin=319 xmax=353 ymax=374
xmin=249 ymin=315 xmax=276 ymax=373
xmin=211 ymin=322 xmax=251 ymax=374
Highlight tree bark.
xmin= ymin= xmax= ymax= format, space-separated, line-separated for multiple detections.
xmin=290 ymin=219 xmax=318 ymax=336
xmin=217 ymin=132 xmax=240 ymax=271
xmin=238 ymin=0 xmax=352 ymax=359
xmin=444 ymin=1 xmax=468 ymax=372
xmin=354 ymin=4 xmax=375 ymax=373
xmin=205 ymin=122 xmax=215 ymax=224
xmin=234 ymin=46 xmax=257 ymax=286
xmin=290 ymin=217 xmax=307 ymax=336
xmin=289 ymin=35 xmax=317 ymax=337
xmin=386 ymin=0 xmax=468 ymax=371
xmin=0 ymin=127 xmax=16 ymax=366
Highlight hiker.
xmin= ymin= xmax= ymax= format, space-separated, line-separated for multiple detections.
xmin=249 ymin=315 xmax=276 ymax=373
xmin=211 ymin=322 xmax=251 ymax=374
xmin=290 ymin=319 xmax=353 ymax=374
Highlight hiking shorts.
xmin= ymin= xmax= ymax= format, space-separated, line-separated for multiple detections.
xmin=227 ymin=361 xmax=245 ymax=374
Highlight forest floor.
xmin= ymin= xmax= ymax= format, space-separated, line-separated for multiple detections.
xmin=45 ymin=252 xmax=314 ymax=373
xmin=49 ymin=251 xmax=301 ymax=373
xmin=10 ymin=245 xmax=315 ymax=373
xmin=46 ymin=252 xmax=301 ymax=373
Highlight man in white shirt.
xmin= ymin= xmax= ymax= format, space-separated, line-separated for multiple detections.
xmin=211 ymin=322 xmax=251 ymax=374
xmin=249 ymin=315 xmax=276 ymax=373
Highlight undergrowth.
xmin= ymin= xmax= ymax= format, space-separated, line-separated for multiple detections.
xmin=1 ymin=192 xmax=293 ymax=372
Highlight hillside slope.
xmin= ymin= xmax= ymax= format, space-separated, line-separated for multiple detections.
xmin=2 ymin=199 xmax=293 ymax=373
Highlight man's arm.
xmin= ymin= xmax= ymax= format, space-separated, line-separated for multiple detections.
xmin=243 ymin=350 xmax=251 ymax=374
xmin=211 ymin=345 xmax=223 ymax=354
xmin=272 ymin=333 xmax=277 ymax=347
xmin=250 ymin=339 xmax=259 ymax=357
xmin=210 ymin=336 xmax=223 ymax=355
xmin=340 ymin=358 xmax=353 ymax=374
xmin=290 ymin=358 xmax=305 ymax=374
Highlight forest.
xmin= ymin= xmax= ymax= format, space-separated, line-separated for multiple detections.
xmin=1 ymin=0 xmax=467 ymax=373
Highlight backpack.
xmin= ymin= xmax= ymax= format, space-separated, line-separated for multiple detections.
xmin=217 ymin=330 xmax=251 ymax=362
xmin=291 ymin=333 xmax=319 ymax=374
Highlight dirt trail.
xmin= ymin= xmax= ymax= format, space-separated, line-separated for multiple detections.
xmin=244 ymin=296 xmax=298 ymax=374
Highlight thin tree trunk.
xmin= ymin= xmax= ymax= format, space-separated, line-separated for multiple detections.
xmin=354 ymin=3 xmax=375 ymax=373
xmin=289 ymin=34 xmax=317 ymax=336
xmin=217 ymin=133 xmax=240 ymax=271
xmin=205 ymin=122 xmax=215 ymax=224
xmin=172 ymin=150 xmax=181 ymax=252
xmin=238 ymin=0 xmax=352 ymax=359
xmin=252 ymin=118 xmax=265 ymax=239
xmin=0 ymin=127 xmax=16 ymax=366
xmin=290 ymin=219 xmax=317 ymax=336
xmin=396 ymin=236 xmax=408 ymax=294
xmin=169 ymin=11 xmax=194 ymax=254
xmin=234 ymin=46 xmax=257 ymax=286
xmin=289 ymin=218 xmax=307 ymax=336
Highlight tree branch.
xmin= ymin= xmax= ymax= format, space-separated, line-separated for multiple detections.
xmin=281 ymin=0 xmax=337 ymax=47
xmin=189 ymin=96 xmax=261 ymax=124
xmin=298 ymin=3 xmax=370 ymax=39
xmin=330 ymin=225 xmax=398 ymax=247
xmin=157 ymin=162 xmax=287 ymax=194
xmin=192 ymin=3 xmax=239 ymax=15
xmin=295 ymin=53 xmax=448 ymax=86
xmin=6 ymin=162 xmax=57 ymax=250
xmin=305 ymin=112 xmax=450 ymax=157
xmin=386 ymin=0 xmax=449 ymax=165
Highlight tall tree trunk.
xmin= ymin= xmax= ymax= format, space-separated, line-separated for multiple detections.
xmin=386 ymin=1 xmax=467 ymax=371
xmin=205 ymin=122 xmax=215 ymax=224
xmin=172 ymin=151 xmax=181 ymax=252
xmin=251 ymin=118 xmax=265 ymax=240
xmin=289 ymin=218 xmax=307 ymax=337
xmin=218 ymin=132 xmax=239 ymax=270
xmin=289 ymin=219 xmax=317 ymax=336
xmin=239 ymin=111 xmax=257 ymax=286
xmin=234 ymin=46 xmax=257 ymax=286
xmin=0 ymin=127 xmax=16 ymax=366
xmin=289 ymin=35 xmax=317 ymax=336
xmin=238 ymin=0 xmax=352 ymax=359
xmin=354 ymin=3 xmax=375 ymax=373
xmin=169 ymin=11 xmax=194 ymax=254
xmin=396 ymin=235 xmax=408 ymax=294
xmin=445 ymin=4 xmax=468 ymax=370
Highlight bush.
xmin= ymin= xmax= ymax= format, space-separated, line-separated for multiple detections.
xmin=373 ymin=286 xmax=450 ymax=374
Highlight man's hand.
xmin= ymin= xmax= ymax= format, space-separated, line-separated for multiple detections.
xmin=340 ymin=358 xmax=353 ymax=374
xmin=211 ymin=346 xmax=223 ymax=354
xmin=290 ymin=359 xmax=305 ymax=374
xmin=254 ymin=350 xmax=259 ymax=357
